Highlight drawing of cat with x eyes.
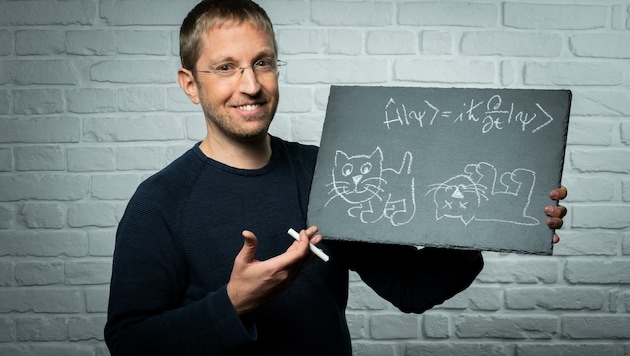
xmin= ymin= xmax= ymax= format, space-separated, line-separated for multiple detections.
xmin=325 ymin=147 xmax=416 ymax=226
xmin=426 ymin=162 xmax=540 ymax=226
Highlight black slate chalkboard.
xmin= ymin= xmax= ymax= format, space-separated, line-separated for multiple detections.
xmin=307 ymin=86 xmax=571 ymax=255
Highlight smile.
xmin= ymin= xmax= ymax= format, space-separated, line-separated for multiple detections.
xmin=236 ymin=104 xmax=261 ymax=111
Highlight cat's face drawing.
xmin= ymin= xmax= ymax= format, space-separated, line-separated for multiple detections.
xmin=331 ymin=147 xmax=384 ymax=204
xmin=428 ymin=175 xmax=486 ymax=225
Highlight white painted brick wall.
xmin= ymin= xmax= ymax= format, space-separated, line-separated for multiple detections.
xmin=0 ymin=0 xmax=629 ymax=355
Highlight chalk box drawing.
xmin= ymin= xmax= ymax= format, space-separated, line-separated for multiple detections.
xmin=307 ymin=86 xmax=571 ymax=255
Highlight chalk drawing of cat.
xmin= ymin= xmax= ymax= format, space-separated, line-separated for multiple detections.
xmin=325 ymin=147 xmax=416 ymax=226
xmin=426 ymin=162 xmax=539 ymax=226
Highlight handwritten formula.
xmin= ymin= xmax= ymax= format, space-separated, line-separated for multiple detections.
xmin=384 ymin=94 xmax=555 ymax=134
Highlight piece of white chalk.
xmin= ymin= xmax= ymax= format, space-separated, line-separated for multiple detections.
xmin=287 ymin=228 xmax=330 ymax=262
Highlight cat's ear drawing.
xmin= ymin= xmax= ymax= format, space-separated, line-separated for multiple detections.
xmin=334 ymin=150 xmax=349 ymax=166
xmin=370 ymin=147 xmax=383 ymax=159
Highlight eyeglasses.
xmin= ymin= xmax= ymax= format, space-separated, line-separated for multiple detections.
xmin=194 ymin=59 xmax=286 ymax=79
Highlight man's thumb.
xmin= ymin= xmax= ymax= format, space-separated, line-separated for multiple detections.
xmin=239 ymin=230 xmax=258 ymax=261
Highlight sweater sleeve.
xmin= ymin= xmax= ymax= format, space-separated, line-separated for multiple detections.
xmin=329 ymin=241 xmax=484 ymax=314
xmin=104 ymin=178 xmax=256 ymax=355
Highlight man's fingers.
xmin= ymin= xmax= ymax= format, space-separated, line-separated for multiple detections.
xmin=239 ymin=230 xmax=258 ymax=262
xmin=549 ymin=186 xmax=567 ymax=201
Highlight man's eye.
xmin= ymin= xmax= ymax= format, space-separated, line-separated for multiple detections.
xmin=254 ymin=59 xmax=272 ymax=68
xmin=215 ymin=64 xmax=234 ymax=73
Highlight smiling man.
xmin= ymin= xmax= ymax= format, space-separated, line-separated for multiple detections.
xmin=104 ymin=1 xmax=568 ymax=355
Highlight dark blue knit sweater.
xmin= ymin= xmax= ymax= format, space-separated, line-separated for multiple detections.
xmin=105 ymin=136 xmax=483 ymax=355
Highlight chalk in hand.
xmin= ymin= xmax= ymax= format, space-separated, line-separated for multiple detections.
xmin=287 ymin=228 xmax=330 ymax=262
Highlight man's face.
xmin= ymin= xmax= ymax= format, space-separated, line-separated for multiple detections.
xmin=193 ymin=22 xmax=279 ymax=142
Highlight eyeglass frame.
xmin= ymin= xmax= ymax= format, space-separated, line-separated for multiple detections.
xmin=193 ymin=59 xmax=286 ymax=79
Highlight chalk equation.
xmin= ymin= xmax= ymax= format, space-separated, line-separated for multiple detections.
xmin=325 ymin=147 xmax=416 ymax=226
xmin=384 ymin=95 xmax=555 ymax=134
xmin=426 ymin=162 xmax=539 ymax=226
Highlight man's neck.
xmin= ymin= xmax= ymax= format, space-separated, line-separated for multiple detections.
xmin=199 ymin=134 xmax=272 ymax=170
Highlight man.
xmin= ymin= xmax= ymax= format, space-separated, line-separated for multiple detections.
xmin=104 ymin=1 xmax=568 ymax=355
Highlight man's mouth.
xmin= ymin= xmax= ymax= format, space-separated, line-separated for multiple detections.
xmin=235 ymin=104 xmax=261 ymax=111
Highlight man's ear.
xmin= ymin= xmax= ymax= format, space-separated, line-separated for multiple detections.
xmin=177 ymin=68 xmax=200 ymax=104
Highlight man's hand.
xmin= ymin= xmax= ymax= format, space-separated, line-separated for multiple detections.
xmin=545 ymin=186 xmax=568 ymax=243
xmin=227 ymin=226 xmax=322 ymax=315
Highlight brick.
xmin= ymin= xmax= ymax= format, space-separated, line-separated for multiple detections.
xmin=0 ymin=30 xmax=11 ymax=56
xmin=65 ymin=260 xmax=112 ymax=285
xmin=0 ymin=0 xmax=96 ymax=26
xmin=570 ymin=34 xmax=630 ymax=59
xmin=291 ymin=114 xmax=324 ymax=145
xmin=506 ymin=287 xmax=605 ymax=310
xmin=277 ymin=87 xmax=314 ymax=113
xmin=571 ymin=90 xmax=630 ymax=117
xmin=421 ymin=31 xmax=452 ymax=55
xmin=0 ymin=231 xmax=88 ymax=257
xmin=15 ymin=30 xmax=65 ymax=55
xmin=116 ymin=146 xmax=168 ymax=171
xmin=476 ymin=257 xmax=558 ymax=284
xmin=13 ymin=89 xmax=64 ymax=115
xmin=258 ymin=0 xmax=310 ymax=25
xmin=0 ymin=287 xmax=83 ymax=313
xmin=0 ymin=261 xmax=15 ymax=286
xmin=269 ymin=114 xmax=292 ymax=142
xmin=560 ymin=175 xmax=615 ymax=202
xmin=0 ymin=344 xmax=94 ymax=356
xmin=572 ymin=205 xmax=630 ymax=229
xmin=624 ymin=179 xmax=630 ymax=203
xmin=517 ymin=344 xmax=625 ymax=356
xmin=91 ymin=174 xmax=141 ymax=200
xmin=571 ymin=149 xmax=630 ymax=174
xmin=622 ymin=122 xmax=630 ymax=146
xmin=85 ymin=286 xmax=110 ymax=313
xmin=99 ymin=0 xmax=195 ymax=26
xmin=370 ymin=313 xmax=418 ymax=339
xmin=0 ymin=317 xmax=14 ymax=342
xmin=524 ymin=62 xmax=623 ymax=86
xmin=66 ymin=30 xmax=115 ymax=56
xmin=88 ymin=230 xmax=116 ymax=257
xmin=118 ymin=87 xmax=165 ymax=112
xmin=117 ymin=30 xmax=170 ymax=55
xmin=461 ymin=31 xmax=561 ymax=57
xmin=83 ymin=115 xmax=186 ymax=142
xmin=562 ymin=316 xmax=630 ymax=339
xmin=19 ymin=203 xmax=65 ymax=229
xmin=438 ymin=286 xmax=501 ymax=311
xmin=565 ymin=260 xmax=630 ymax=284
xmin=0 ymin=90 xmax=10 ymax=114
xmin=16 ymin=316 xmax=67 ymax=341
xmin=90 ymin=59 xmax=179 ymax=84
xmin=67 ymin=89 xmax=116 ymax=113
xmin=347 ymin=283 xmax=391 ymax=310
xmin=351 ymin=342 xmax=396 ymax=356
xmin=312 ymin=2 xmax=392 ymax=26
xmin=15 ymin=261 xmax=64 ymax=286
xmin=0 ymin=174 xmax=89 ymax=201
xmin=0 ymin=117 xmax=80 ymax=143
xmin=552 ymin=230 xmax=620 ymax=256
xmin=68 ymin=316 xmax=107 ymax=341
xmin=399 ymin=2 xmax=497 ymax=27
xmin=0 ymin=148 xmax=13 ymax=172
xmin=405 ymin=343 xmax=507 ymax=356
xmin=67 ymin=147 xmax=116 ymax=172
xmin=0 ymin=204 xmax=13 ymax=229
xmin=277 ymin=29 xmax=327 ymax=55
xmin=286 ymin=58 xmax=388 ymax=84
xmin=422 ymin=312 xmax=450 ymax=338
xmin=345 ymin=312 xmax=367 ymax=339
xmin=567 ymin=117 xmax=614 ymax=146
xmin=67 ymin=202 xmax=118 ymax=228
xmin=456 ymin=314 xmax=557 ymax=339
xmin=7 ymin=60 xmax=79 ymax=85
xmin=328 ymin=30 xmax=362 ymax=56
xmin=15 ymin=145 xmax=65 ymax=171
xmin=504 ymin=3 xmax=606 ymax=30
xmin=367 ymin=30 xmax=416 ymax=55
xmin=166 ymin=87 xmax=198 ymax=112
xmin=394 ymin=59 xmax=495 ymax=84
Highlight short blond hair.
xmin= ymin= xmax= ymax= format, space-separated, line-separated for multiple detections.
xmin=179 ymin=0 xmax=277 ymax=71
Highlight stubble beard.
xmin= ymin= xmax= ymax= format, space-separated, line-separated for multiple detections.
xmin=201 ymin=100 xmax=276 ymax=142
